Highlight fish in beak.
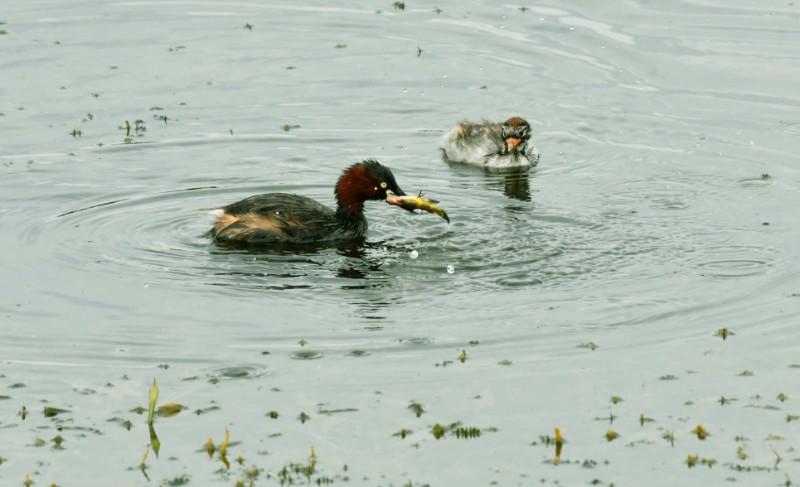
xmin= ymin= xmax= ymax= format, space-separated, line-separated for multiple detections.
xmin=385 ymin=190 xmax=450 ymax=223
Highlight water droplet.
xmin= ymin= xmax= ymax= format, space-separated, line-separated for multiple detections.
xmin=447 ymin=265 xmax=455 ymax=274
xmin=409 ymin=250 xmax=419 ymax=259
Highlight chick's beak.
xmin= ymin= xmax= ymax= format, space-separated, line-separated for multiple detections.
xmin=505 ymin=137 xmax=522 ymax=151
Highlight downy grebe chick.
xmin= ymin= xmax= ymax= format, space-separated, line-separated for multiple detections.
xmin=211 ymin=159 xmax=448 ymax=245
xmin=441 ymin=117 xmax=540 ymax=169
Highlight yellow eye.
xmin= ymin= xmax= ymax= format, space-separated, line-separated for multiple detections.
xmin=380 ymin=182 xmax=388 ymax=189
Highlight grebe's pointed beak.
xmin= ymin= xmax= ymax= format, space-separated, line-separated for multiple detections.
xmin=385 ymin=190 xmax=450 ymax=223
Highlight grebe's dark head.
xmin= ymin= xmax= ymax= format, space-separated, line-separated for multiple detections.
xmin=501 ymin=117 xmax=532 ymax=153
xmin=335 ymin=159 xmax=407 ymax=210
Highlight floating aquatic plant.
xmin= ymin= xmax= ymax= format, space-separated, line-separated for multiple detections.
xmin=453 ymin=426 xmax=481 ymax=439
xmin=155 ymin=403 xmax=185 ymax=418
xmin=693 ymin=424 xmax=709 ymax=440
xmin=605 ymin=429 xmax=619 ymax=442
xmin=714 ymin=328 xmax=734 ymax=340
xmin=577 ymin=342 xmax=599 ymax=350
xmin=393 ymin=2 xmax=405 ymax=10
xmin=458 ymin=350 xmax=467 ymax=363
xmin=139 ymin=447 xmax=150 ymax=481
xmin=554 ymin=428 xmax=564 ymax=462
xmin=298 ymin=412 xmax=311 ymax=424
xmin=44 ymin=406 xmax=69 ymax=418
xmin=244 ymin=23 xmax=253 ymax=31
xmin=610 ymin=396 xmax=623 ymax=404
xmin=206 ymin=438 xmax=215 ymax=457
xmin=408 ymin=402 xmax=425 ymax=418
xmin=147 ymin=379 xmax=158 ymax=425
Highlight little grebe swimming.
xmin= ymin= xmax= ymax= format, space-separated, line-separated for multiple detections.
xmin=441 ymin=117 xmax=540 ymax=169
xmin=211 ymin=159 xmax=448 ymax=245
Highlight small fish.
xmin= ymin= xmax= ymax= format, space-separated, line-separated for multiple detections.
xmin=386 ymin=192 xmax=449 ymax=223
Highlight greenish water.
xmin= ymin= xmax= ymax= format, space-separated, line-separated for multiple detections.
xmin=1 ymin=1 xmax=799 ymax=485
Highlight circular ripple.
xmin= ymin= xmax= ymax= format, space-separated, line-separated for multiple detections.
xmin=736 ymin=177 xmax=774 ymax=189
xmin=291 ymin=350 xmax=324 ymax=360
xmin=206 ymin=364 xmax=270 ymax=380
xmin=602 ymin=176 xmax=721 ymax=211
xmin=689 ymin=245 xmax=777 ymax=278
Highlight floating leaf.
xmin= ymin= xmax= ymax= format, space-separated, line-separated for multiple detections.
xmin=206 ymin=438 xmax=215 ymax=457
xmin=458 ymin=350 xmax=467 ymax=363
xmin=108 ymin=417 xmax=133 ymax=430
xmin=149 ymin=423 xmax=160 ymax=457
xmin=713 ymin=328 xmax=734 ymax=340
xmin=431 ymin=423 xmax=445 ymax=440
xmin=554 ymin=428 xmax=564 ymax=462
xmin=220 ymin=428 xmax=230 ymax=469
xmin=453 ymin=426 xmax=481 ymax=439
xmin=139 ymin=448 xmax=150 ymax=481
xmin=43 ymin=406 xmax=69 ymax=418
xmin=605 ymin=429 xmax=619 ymax=442
xmin=155 ymin=403 xmax=185 ymax=418
xmin=408 ymin=402 xmax=424 ymax=418
xmin=194 ymin=405 xmax=221 ymax=416
xmin=147 ymin=379 xmax=159 ymax=425
xmin=220 ymin=428 xmax=230 ymax=457
xmin=693 ymin=424 xmax=709 ymax=440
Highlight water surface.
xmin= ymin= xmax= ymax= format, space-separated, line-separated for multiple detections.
xmin=2 ymin=1 xmax=800 ymax=485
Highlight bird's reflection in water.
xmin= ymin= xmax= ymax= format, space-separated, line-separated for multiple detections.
xmin=443 ymin=155 xmax=534 ymax=202
xmin=208 ymin=238 xmax=404 ymax=320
